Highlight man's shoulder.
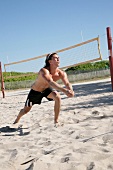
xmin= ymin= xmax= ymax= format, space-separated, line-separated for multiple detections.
xmin=39 ymin=67 xmax=50 ymax=74
xmin=58 ymin=69 xmax=65 ymax=75
xmin=58 ymin=69 xmax=68 ymax=80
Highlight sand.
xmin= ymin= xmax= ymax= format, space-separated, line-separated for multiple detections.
xmin=0 ymin=78 xmax=113 ymax=170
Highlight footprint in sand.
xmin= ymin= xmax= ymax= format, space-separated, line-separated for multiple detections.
xmin=107 ymin=164 xmax=113 ymax=170
xmin=9 ymin=149 xmax=18 ymax=161
xmin=92 ymin=110 xmax=100 ymax=115
xmin=61 ymin=156 xmax=70 ymax=163
xmin=86 ymin=162 xmax=95 ymax=170
xmin=102 ymin=134 xmax=113 ymax=144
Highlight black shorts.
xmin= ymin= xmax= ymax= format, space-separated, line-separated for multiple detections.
xmin=25 ymin=88 xmax=53 ymax=107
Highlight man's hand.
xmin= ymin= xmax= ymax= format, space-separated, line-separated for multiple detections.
xmin=65 ymin=89 xmax=74 ymax=97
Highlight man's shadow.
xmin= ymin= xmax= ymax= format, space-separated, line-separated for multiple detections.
xmin=0 ymin=125 xmax=30 ymax=136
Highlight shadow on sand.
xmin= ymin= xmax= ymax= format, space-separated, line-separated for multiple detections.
xmin=0 ymin=125 xmax=30 ymax=136
xmin=61 ymin=80 xmax=113 ymax=111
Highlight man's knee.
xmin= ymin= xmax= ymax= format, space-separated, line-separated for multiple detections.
xmin=47 ymin=91 xmax=61 ymax=102
xmin=53 ymin=91 xmax=61 ymax=102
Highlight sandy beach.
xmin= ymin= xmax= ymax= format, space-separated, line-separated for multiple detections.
xmin=0 ymin=78 xmax=113 ymax=170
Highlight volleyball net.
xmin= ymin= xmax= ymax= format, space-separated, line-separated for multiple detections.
xmin=1 ymin=36 xmax=102 ymax=97
xmin=4 ymin=36 xmax=102 ymax=72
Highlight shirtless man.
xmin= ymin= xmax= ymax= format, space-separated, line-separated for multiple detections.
xmin=14 ymin=53 xmax=74 ymax=125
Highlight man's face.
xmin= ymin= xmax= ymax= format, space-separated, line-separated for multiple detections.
xmin=50 ymin=54 xmax=60 ymax=67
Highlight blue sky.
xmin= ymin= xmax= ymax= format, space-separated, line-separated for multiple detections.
xmin=0 ymin=0 xmax=113 ymax=72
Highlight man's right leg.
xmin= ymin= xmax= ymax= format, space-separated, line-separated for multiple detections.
xmin=13 ymin=106 xmax=32 ymax=124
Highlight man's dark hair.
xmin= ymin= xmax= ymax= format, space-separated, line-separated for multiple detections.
xmin=44 ymin=52 xmax=57 ymax=68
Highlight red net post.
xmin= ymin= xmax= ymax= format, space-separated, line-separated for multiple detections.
xmin=106 ymin=27 xmax=113 ymax=91
xmin=0 ymin=62 xmax=5 ymax=98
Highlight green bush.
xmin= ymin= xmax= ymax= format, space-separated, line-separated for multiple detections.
xmin=65 ymin=60 xmax=109 ymax=73
xmin=3 ymin=72 xmax=37 ymax=82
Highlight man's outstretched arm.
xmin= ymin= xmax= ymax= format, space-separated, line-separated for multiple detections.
xmin=41 ymin=68 xmax=74 ymax=97
xmin=60 ymin=70 xmax=74 ymax=96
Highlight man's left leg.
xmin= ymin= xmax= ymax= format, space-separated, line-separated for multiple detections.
xmin=47 ymin=91 xmax=61 ymax=124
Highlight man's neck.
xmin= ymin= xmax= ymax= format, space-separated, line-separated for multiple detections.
xmin=50 ymin=66 xmax=58 ymax=74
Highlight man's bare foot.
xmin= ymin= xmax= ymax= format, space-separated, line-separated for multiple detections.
xmin=54 ymin=122 xmax=64 ymax=128
xmin=54 ymin=119 xmax=58 ymax=124
xmin=13 ymin=119 xmax=18 ymax=124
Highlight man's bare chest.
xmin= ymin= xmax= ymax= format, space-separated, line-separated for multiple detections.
xmin=51 ymin=72 xmax=61 ymax=81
